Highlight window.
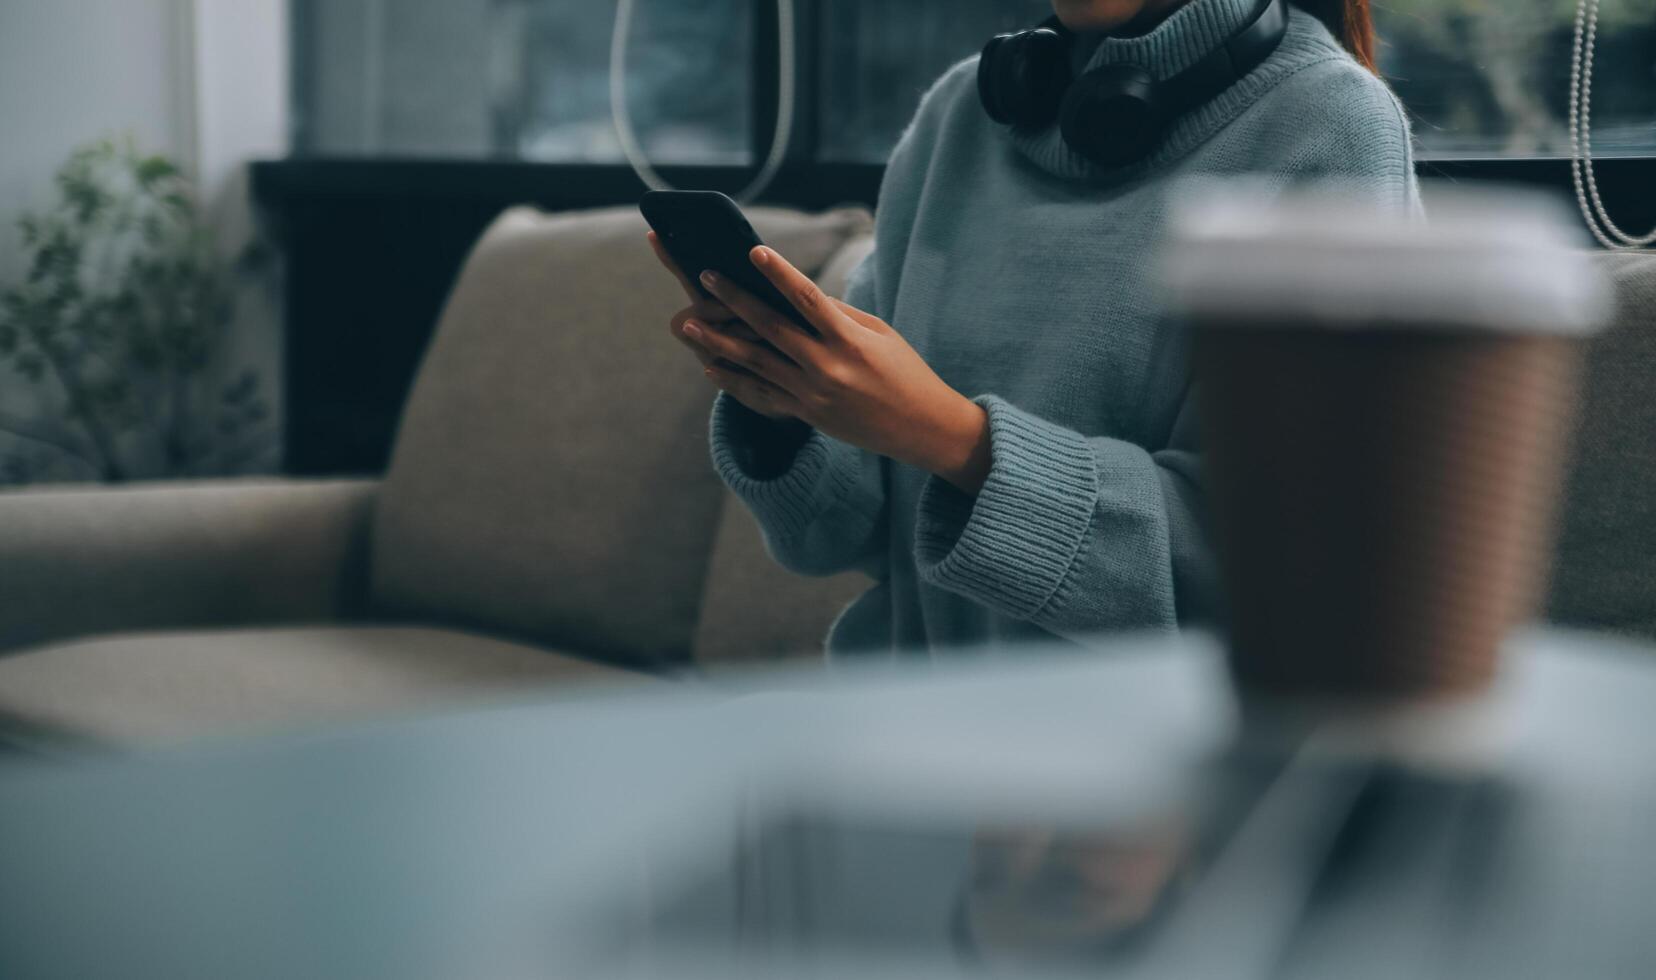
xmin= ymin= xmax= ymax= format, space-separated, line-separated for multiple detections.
xmin=292 ymin=0 xmax=1656 ymax=164
xmin=817 ymin=0 xmax=1052 ymax=162
xmin=498 ymin=0 xmax=752 ymax=163
xmin=293 ymin=0 xmax=751 ymax=162
xmin=1374 ymin=1 xmax=1656 ymax=159
xmin=812 ymin=0 xmax=1656 ymax=161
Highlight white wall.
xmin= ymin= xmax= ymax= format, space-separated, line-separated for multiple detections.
xmin=0 ymin=0 xmax=194 ymax=283
xmin=0 ymin=0 xmax=288 ymax=480
xmin=192 ymin=0 xmax=291 ymax=249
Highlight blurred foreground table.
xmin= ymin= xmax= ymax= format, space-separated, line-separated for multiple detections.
xmin=2 ymin=630 xmax=1655 ymax=980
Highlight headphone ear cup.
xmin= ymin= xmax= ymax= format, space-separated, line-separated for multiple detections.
xmin=977 ymin=34 xmax=1016 ymax=124
xmin=977 ymin=28 xmax=1072 ymax=129
xmin=1059 ymin=64 xmax=1166 ymax=168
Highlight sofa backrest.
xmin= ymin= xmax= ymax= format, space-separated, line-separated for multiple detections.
xmin=1549 ymin=252 xmax=1656 ymax=640
xmin=370 ymin=204 xmax=872 ymax=669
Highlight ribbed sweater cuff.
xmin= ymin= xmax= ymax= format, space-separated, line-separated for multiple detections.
xmin=709 ymin=393 xmax=877 ymax=549
xmin=914 ymin=396 xmax=1098 ymax=620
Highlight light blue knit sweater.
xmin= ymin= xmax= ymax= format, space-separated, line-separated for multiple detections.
xmin=711 ymin=0 xmax=1419 ymax=656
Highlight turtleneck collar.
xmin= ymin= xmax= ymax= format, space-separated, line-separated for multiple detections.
xmin=1083 ymin=0 xmax=1262 ymax=77
xmin=1009 ymin=0 xmax=1298 ymax=183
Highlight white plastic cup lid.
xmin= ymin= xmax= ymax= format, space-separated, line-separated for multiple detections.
xmin=1162 ymin=180 xmax=1613 ymax=336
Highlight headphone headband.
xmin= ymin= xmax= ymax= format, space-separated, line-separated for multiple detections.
xmin=978 ymin=0 xmax=1289 ymax=167
xmin=1160 ymin=0 xmax=1288 ymax=117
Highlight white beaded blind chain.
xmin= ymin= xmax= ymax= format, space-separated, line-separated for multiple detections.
xmin=1570 ymin=0 xmax=1656 ymax=250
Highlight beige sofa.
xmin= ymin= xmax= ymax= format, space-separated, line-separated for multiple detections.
xmin=0 ymin=205 xmax=874 ymax=749
xmin=0 ymin=199 xmax=1652 ymax=752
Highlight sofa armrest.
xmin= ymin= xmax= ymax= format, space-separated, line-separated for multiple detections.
xmin=0 ymin=479 xmax=379 ymax=655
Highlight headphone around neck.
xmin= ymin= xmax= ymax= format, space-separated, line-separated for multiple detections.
xmin=978 ymin=0 xmax=1289 ymax=167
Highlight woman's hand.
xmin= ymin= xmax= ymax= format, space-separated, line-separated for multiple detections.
xmin=681 ymin=243 xmax=992 ymax=494
xmin=648 ymin=231 xmax=794 ymax=420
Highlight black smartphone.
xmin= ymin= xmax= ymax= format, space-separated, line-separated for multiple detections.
xmin=639 ymin=190 xmax=816 ymax=334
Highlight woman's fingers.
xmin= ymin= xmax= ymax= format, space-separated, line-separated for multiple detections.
xmin=669 ymin=307 xmax=707 ymax=351
xmin=682 ymin=317 xmax=805 ymax=391
xmin=648 ymin=232 xmax=734 ymax=319
xmin=671 ymin=309 xmax=778 ymax=388
xmin=671 ymin=306 xmax=749 ymax=349
xmin=705 ymin=362 xmax=803 ymax=419
xmin=697 ymin=270 xmax=819 ymax=367
xmin=749 ymin=246 xmax=851 ymax=341
xmin=668 ymin=308 xmax=768 ymax=381
xmin=672 ymin=327 xmax=717 ymax=367
xmin=713 ymin=318 xmax=768 ymax=344
xmin=657 ymin=235 xmax=800 ymax=411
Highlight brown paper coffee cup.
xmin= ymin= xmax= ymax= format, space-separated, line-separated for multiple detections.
xmin=1165 ymin=185 xmax=1611 ymax=702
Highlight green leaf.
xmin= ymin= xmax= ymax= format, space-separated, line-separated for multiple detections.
xmin=98 ymin=379 xmax=131 ymax=408
xmin=59 ymin=172 xmax=108 ymax=224
xmin=134 ymin=155 xmax=180 ymax=188
xmin=222 ymin=370 xmax=260 ymax=405
xmin=130 ymin=337 xmax=162 ymax=370
xmin=236 ymin=240 xmax=273 ymax=273
xmin=1 ymin=138 xmax=262 ymax=480
xmin=15 ymin=352 xmax=45 ymax=382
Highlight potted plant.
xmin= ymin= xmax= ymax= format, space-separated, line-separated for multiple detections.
xmin=0 ymin=138 xmax=270 ymax=484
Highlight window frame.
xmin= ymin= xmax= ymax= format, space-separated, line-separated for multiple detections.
xmin=282 ymin=0 xmax=1656 ymax=227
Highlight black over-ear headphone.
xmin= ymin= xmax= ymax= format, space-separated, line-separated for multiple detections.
xmin=978 ymin=0 xmax=1289 ymax=167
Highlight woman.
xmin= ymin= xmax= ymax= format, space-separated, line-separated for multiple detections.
xmin=651 ymin=0 xmax=1415 ymax=655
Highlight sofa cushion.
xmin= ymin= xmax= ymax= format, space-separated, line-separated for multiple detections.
xmin=1549 ymin=252 xmax=1656 ymax=640
xmin=371 ymin=205 xmax=873 ymax=669
xmin=693 ymin=493 xmax=871 ymax=667
xmin=0 ymin=479 xmax=377 ymax=656
xmin=0 ymin=627 xmax=646 ymax=748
